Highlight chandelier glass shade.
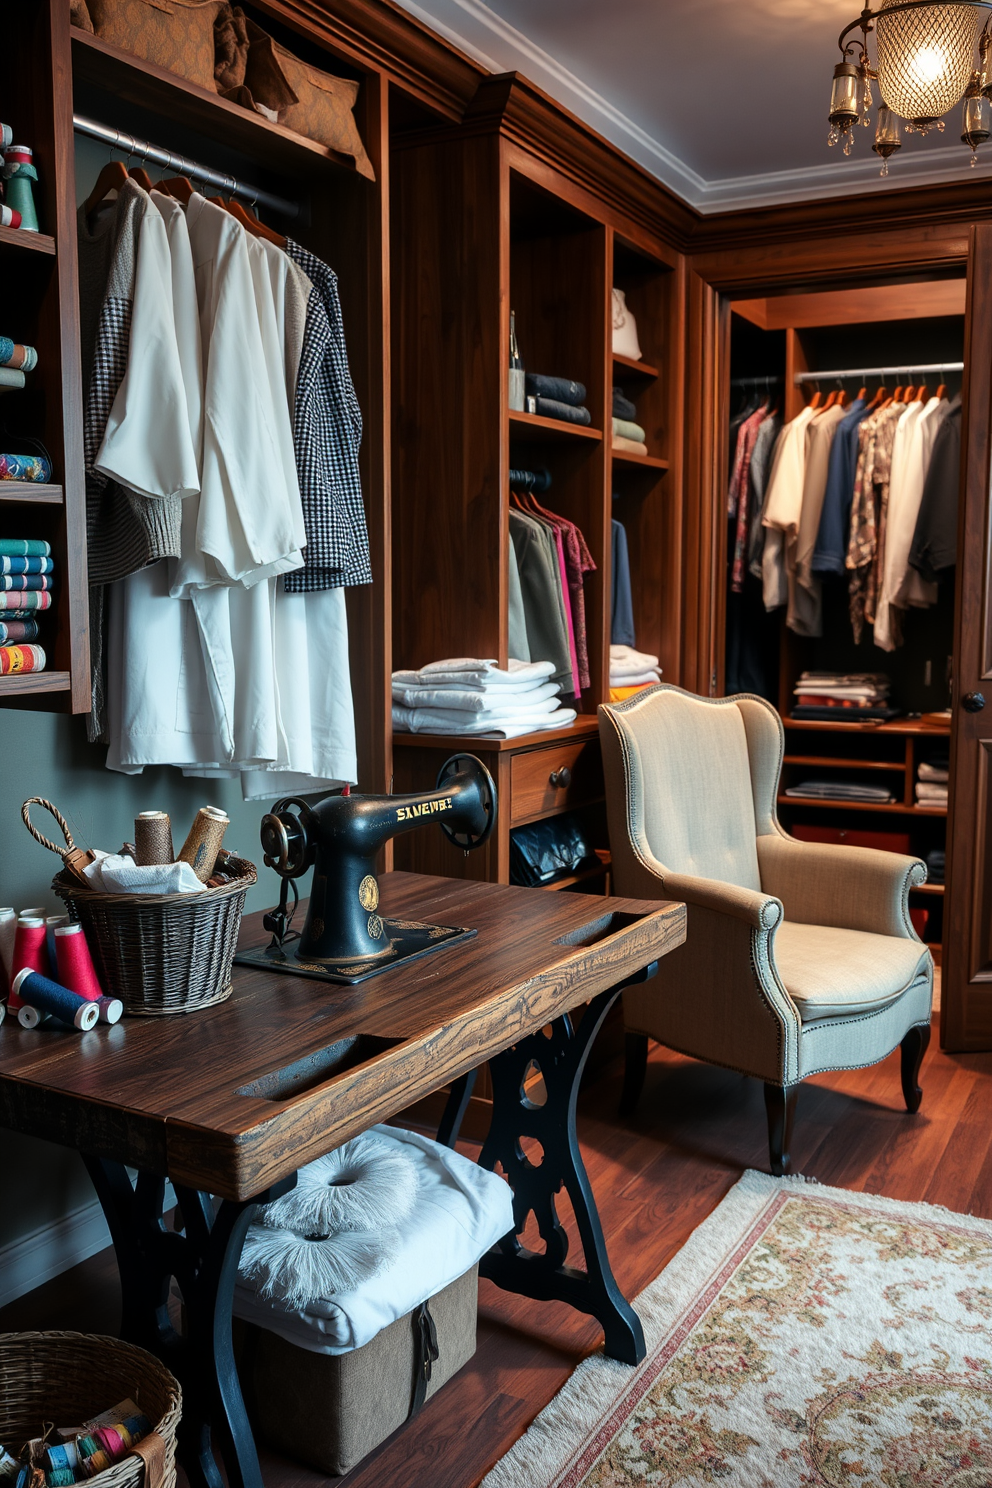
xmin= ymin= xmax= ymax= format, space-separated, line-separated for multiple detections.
xmin=828 ymin=0 xmax=992 ymax=171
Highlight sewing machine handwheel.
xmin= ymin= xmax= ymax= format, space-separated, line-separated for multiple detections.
xmin=437 ymin=754 xmax=497 ymax=850
xmin=260 ymin=797 xmax=314 ymax=878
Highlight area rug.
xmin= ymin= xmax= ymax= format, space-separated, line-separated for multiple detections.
xmin=480 ymin=1170 xmax=992 ymax=1487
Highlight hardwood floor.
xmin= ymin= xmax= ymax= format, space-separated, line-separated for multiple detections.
xmin=4 ymin=1008 xmax=991 ymax=1488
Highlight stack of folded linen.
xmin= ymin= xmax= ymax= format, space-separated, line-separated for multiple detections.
xmin=609 ymin=645 xmax=661 ymax=701
xmin=791 ymin=672 xmax=898 ymax=721
xmin=916 ymin=756 xmax=948 ymax=806
xmin=524 ymin=374 xmax=591 ymax=427
xmin=785 ymin=779 xmax=895 ymax=804
xmin=392 ymin=658 xmax=577 ymax=738
xmin=611 ymin=389 xmax=647 ymax=455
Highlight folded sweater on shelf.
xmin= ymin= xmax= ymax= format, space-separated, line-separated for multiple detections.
xmin=612 ymin=417 xmax=646 ymax=443
xmin=612 ymin=434 xmax=648 ymax=456
xmin=525 ymin=374 xmax=586 ymax=408
xmin=533 ymin=396 xmax=592 ymax=426
xmin=918 ymin=760 xmax=949 ymax=782
xmin=785 ymin=780 xmax=895 ymax=803
xmin=916 ymin=781 xmax=948 ymax=803
xmin=613 ymin=388 xmax=637 ymax=421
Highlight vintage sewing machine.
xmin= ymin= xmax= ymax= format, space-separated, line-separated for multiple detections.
xmin=235 ymin=754 xmax=497 ymax=984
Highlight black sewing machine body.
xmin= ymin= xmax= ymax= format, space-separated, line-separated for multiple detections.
xmin=235 ymin=754 xmax=497 ymax=984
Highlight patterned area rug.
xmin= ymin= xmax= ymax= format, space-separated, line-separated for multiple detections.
xmin=481 ymin=1171 xmax=992 ymax=1487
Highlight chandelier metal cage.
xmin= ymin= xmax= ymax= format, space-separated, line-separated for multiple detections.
xmin=829 ymin=0 xmax=992 ymax=174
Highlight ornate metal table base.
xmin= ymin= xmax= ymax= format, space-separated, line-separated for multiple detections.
xmin=84 ymin=963 xmax=656 ymax=1487
xmin=442 ymin=963 xmax=658 ymax=1366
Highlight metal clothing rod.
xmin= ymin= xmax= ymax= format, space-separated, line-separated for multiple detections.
xmin=731 ymin=374 xmax=783 ymax=387
xmin=795 ymin=361 xmax=964 ymax=385
xmin=72 ymin=113 xmax=301 ymax=220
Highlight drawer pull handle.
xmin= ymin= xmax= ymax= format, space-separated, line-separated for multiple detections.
xmin=549 ymin=767 xmax=572 ymax=789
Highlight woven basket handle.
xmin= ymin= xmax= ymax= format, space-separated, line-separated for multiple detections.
xmin=22 ymin=796 xmax=76 ymax=861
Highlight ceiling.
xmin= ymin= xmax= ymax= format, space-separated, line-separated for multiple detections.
xmin=391 ymin=0 xmax=992 ymax=211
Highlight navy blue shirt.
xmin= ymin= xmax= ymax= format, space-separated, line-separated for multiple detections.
xmin=811 ymin=397 xmax=869 ymax=575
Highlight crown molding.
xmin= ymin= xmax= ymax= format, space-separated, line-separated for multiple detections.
xmin=385 ymin=0 xmax=992 ymax=213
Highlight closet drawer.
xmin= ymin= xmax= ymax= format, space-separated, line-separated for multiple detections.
xmin=510 ymin=739 xmax=603 ymax=824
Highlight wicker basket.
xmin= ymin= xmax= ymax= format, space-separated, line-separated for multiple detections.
xmin=0 ymin=1332 xmax=181 ymax=1488
xmin=53 ymin=856 xmax=257 ymax=1016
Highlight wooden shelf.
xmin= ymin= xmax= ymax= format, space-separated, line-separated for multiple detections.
xmin=71 ymin=28 xmax=367 ymax=186
xmin=508 ymin=409 xmax=602 ymax=444
xmin=392 ymin=715 xmax=601 ymax=752
xmin=0 ymin=483 xmax=63 ymax=504
xmin=0 ymin=671 xmax=70 ymax=696
xmin=611 ymin=448 xmax=669 ymax=470
xmin=912 ymin=882 xmax=945 ymax=895
xmin=783 ymin=754 xmax=906 ymax=772
xmin=779 ymin=794 xmax=946 ymax=817
xmin=785 ymin=717 xmax=951 ymax=737
xmin=0 ymin=226 xmax=56 ymax=257
xmin=612 ymin=352 xmax=659 ymax=380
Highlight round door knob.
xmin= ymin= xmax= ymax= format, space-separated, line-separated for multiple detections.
xmin=962 ymin=691 xmax=986 ymax=713
xmin=549 ymin=766 xmax=572 ymax=789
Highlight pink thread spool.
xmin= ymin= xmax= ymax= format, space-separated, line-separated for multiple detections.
xmin=8 ymin=915 xmax=49 ymax=1010
xmin=54 ymin=922 xmax=103 ymax=1001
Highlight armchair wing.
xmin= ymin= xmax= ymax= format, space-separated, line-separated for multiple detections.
xmin=757 ymin=833 xmax=926 ymax=940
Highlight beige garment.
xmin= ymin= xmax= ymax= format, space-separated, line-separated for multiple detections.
xmin=788 ymin=403 xmax=847 ymax=637
xmin=762 ymin=404 xmax=816 ymax=611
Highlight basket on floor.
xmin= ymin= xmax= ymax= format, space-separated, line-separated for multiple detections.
xmin=0 ymin=1332 xmax=181 ymax=1488
xmin=53 ymin=855 xmax=256 ymax=1016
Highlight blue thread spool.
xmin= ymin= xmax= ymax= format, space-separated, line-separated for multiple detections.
xmin=2 ymin=147 xmax=39 ymax=233
xmin=11 ymin=969 xmax=99 ymax=1030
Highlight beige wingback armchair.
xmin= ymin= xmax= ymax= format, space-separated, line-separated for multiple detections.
xmin=598 ymin=685 xmax=933 ymax=1175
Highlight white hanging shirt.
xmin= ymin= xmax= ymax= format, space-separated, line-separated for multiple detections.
xmin=875 ymin=399 xmax=937 ymax=651
xmin=762 ymin=405 xmax=816 ymax=611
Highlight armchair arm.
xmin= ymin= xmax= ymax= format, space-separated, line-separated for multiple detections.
xmin=757 ymin=832 xmax=926 ymax=940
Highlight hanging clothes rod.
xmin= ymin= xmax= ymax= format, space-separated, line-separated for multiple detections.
xmin=731 ymin=373 xmax=783 ymax=388
xmin=72 ymin=113 xmax=301 ymax=220
xmin=795 ymin=361 xmax=964 ymax=385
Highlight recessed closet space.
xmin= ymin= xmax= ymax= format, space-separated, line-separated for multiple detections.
xmin=726 ymin=278 xmax=965 ymax=965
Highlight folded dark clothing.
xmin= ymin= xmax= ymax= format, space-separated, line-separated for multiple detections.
xmin=790 ymin=705 xmax=901 ymax=722
xmin=526 ymin=373 xmax=586 ymax=407
xmin=613 ymin=387 xmax=637 ymax=420
xmin=534 ymin=397 xmax=592 ymax=426
xmin=927 ymin=848 xmax=945 ymax=884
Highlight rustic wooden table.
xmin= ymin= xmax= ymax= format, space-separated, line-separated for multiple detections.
xmin=0 ymin=873 xmax=685 ymax=1488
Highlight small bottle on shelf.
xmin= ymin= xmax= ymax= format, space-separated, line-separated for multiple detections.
xmin=508 ymin=309 xmax=525 ymax=412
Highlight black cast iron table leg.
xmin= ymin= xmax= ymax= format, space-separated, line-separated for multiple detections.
xmin=478 ymin=963 xmax=658 ymax=1366
xmin=84 ymin=1155 xmax=295 ymax=1488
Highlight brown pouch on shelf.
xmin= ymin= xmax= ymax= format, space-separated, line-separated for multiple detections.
xmin=256 ymin=39 xmax=375 ymax=179
xmin=86 ymin=0 xmax=227 ymax=92
xmin=213 ymin=1 xmax=249 ymax=91
xmin=239 ymin=15 xmax=299 ymax=114
xmin=70 ymin=0 xmax=95 ymax=32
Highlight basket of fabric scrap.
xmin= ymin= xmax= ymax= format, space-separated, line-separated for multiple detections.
xmin=0 ymin=1331 xmax=181 ymax=1488
xmin=22 ymin=797 xmax=256 ymax=1017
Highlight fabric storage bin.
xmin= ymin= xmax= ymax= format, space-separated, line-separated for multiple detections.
xmin=234 ymin=1125 xmax=513 ymax=1475
xmin=77 ymin=0 xmax=227 ymax=92
xmin=790 ymin=823 xmax=912 ymax=854
xmin=249 ymin=42 xmax=375 ymax=179
xmin=240 ymin=1266 xmax=477 ymax=1475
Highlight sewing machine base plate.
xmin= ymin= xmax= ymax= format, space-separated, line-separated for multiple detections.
xmin=234 ymin=919 xmax=476 ymax=985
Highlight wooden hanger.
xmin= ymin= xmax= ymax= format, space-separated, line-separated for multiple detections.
xmin=808 ymin=390 xmax=822 ymax=410
xmin=83 ymin=159 xmax=129 ymax=215
xmin=129 ymin=165 xmax=154 ymax=192
xmin=159 ymin=175 xmax=195 ymax=204
xmin=935 ymin=382 xmax=948 ymax=400
xmin=823 ymin=389 xmax=838 ymax=409
xmin=868 ymin=384 xmax=888 ymax=409
xmin=857 ymin=386 xmax=868 ymax=401
xmin=225 ymin=197 xmax=286 ymax=247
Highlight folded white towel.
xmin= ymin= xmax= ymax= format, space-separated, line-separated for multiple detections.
xmin=392 ymin=704 xmax=577 ymax=738
xmin=83 ymin=850 xmax=206 ymax=896
xmin=915 ymin=782 xmax=948 ymax=802
xmin=609 ymin=645 xmax=660 ymax=673
xmin=609 ymin=670 xmax=661 ymax=688
xmin=394 ymin=697 xmax=561 ymax=728
xmin=391 ymin=681 xmax=560 ymax=712
xmin=392 ymin=659 xmax=556 ymax=690
xmin=918 ymin=761 xmax=949 ymax=782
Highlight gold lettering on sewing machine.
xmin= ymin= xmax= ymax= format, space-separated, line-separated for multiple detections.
xmin=395 ymin=797 xmax=452 ymax=822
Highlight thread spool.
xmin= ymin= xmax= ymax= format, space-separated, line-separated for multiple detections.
xmin=178 ymin=805 xmax=229 ymax=882
xmin=12 ymin=969 xmax=99 ymax=1031
xmin=97 ymin=995 xmax=123 ymax=1025
xmin=46 ymin=913 xmax=69 ymax=969
xmin=8 ymin=916 xmax=49 ymax=1009
xmin=134 ymin=810 xmax=174 ymax=866
xmin=54 ymin=922 xmax=102 ymax=1001
xmin=0 ymin=907 xmax=14 ymax=994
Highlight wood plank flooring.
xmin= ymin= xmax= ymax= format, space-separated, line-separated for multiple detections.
xmin=3 ymin=1009 xmax=990 ymax=1488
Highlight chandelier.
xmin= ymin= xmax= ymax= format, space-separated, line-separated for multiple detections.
xmin=828 ymin=1 xmax=992 ymax=174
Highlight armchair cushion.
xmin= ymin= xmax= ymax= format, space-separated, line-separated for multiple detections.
xmin=774 ymin=921 xmax=931 ymax=1022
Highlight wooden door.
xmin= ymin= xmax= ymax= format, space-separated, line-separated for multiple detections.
xmin=942 ymin=224 xmax=992 ymax=1050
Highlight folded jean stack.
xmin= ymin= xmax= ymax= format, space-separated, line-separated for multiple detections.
xmin=0 ymin=334 xmax=37 ymax=392
xmin=612 ymin=386 xmax=647 ymax=456
xmin=609 ymin=644 xmax=661 ymax=701
xmin=791 ymin=671 xmax=898 ymax=721
xmin=0 ymin=538 xmax=53 ymax=675
xmin=392 ymin=658 xmax=578 ymax=738
xmin=524 ymin=373 xmax=591 ymax=427
xmin=916 ymin=756 xmax=948 ymax=807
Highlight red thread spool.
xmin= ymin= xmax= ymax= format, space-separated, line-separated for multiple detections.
xmin=8 ymin=916 xmax=49 ymax=1009
xmin=54 ymin=923 xmax=103 ymax=1002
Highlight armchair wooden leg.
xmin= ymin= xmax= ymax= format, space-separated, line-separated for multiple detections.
xmin=619 ymin=1032 xmax=649 ymax=1116
xmin=764 ymin=1083 xmax=799 ymax=1177
xmin=900 ymin=1024 xmax=930 ymax=1114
